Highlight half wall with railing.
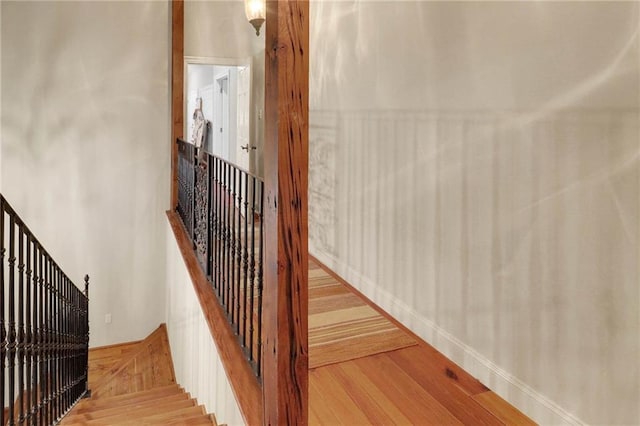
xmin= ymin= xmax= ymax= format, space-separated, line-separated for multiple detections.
xmin=1 ymin=195 xmax=90 ymax=426
xmin=176 ymin=138 xmax=265 ymax=379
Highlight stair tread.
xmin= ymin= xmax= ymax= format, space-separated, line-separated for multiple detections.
xmin=62 ymin=327 xmax=217 ymax=426
xmin=79 ymin=383 xmax=181 ymax=403
xmin=72 ymin=384 xmax=183 ymax=410
xmin=62 ymin=398 xmax=197 ymax=425
xmin=122 ymin=405 xmax=207 ymax=425
xmin=75 ymin=405 xmax=206 ymax=425
xmin=61 ymin=392 xmax=191 ymax=422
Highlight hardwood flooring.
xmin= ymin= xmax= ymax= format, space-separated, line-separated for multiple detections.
xmin=61 ymin=325 xmax=217 ymax=425
xmin=309 ymin=258 xmax=536 ymax=425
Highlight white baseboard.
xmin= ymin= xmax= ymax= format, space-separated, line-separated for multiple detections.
xmin=310 ymin=246 xmax=584 ymax=426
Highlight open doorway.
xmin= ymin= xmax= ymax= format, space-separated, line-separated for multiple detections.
xmin=185 ymin=58 xmax=257 ymax=175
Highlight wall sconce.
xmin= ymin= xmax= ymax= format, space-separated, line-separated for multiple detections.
xmin=245 ymin=0 xmax=265 ymax=36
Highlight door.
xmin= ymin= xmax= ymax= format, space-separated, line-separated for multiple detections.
xmin=214 ymin=75 xmax=230 ymax=161
xmin=235 ymin=66 xmax=251 ymax=172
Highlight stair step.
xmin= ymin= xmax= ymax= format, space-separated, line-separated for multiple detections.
xmin=164 ymin=414 xmax=218 ymax=425
xmin=61 ymin=392 xmax=191 ymax=422
xmin=110 ymin=405 xmax=207 ymax=425
xmin=63 ymin=398 xmax=198 ymax=425
xmin=71 ymin=384 xmax=183 ymax=412
xmin=61 ymin=326 xmax=218 ymax=426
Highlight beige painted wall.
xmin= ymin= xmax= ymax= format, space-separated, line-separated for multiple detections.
xmin=309 ymin=2 xmax=639 ymax=424
xmin=1 ymin=1 xmax=171 ymax=347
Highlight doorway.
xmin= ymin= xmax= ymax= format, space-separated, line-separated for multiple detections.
xmin=184 ymin=58 xmax=258 ymax=176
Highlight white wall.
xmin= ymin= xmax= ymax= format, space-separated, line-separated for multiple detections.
xmin=309 ymin=2 xmax=639 ymax=425
xmin=165 ymin=220 xmax=244 ymax=426
xmin=0 ymin=1 xmax=170 ymax=347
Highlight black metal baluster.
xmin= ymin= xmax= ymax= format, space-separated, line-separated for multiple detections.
xmin=83 ymin=275 xmax=89 ymax=397
xmin=242 ymin=174 xmax=249 ymax=349
xmin=223 ymin=162 xmax=231 ymax=317
xmin=248 ymin=177 xmax=257 ymax=366
xmin=8 ymin=216 xmax=17 ymax=426
xmin=71 ymin=285 xmax=77 ymax=403
xmin=30 ymin=243 xmax=39 ymax=425
xmin=235 ymin=171 xmax=243 ymax=335
xmin=212 ymin=157 xmax=218 ymax=293
xmin=256 ymin=182 xmax=264 ymax=378
xmin=38 ymin=248 xmax=47 ymax=425
xmin=226 ymin=164 xmax=234 ymax=325
xmin=44 ymin=256 xmax=51 ymax=425
xmin=191 ymin=145 xmax=197 ymax=240
xmin=24 ymin=233 xmax=32 ymax=426
xmin=17 ymin=225 xmax=26 ymax=425
xmin=64 ymin=274 xmax=69 ymax=412
xmin=1 ymin=202 xmax=6 ymax=426
xmin=214 ymin=157 xmax=220 ymax=295
xmin=230 ymin=168 xmax=237 ymax=328
xmin=207 ymin=154 xmax=213 ymax=279
xmin=53 ymin=266 xmax=60 ymax=421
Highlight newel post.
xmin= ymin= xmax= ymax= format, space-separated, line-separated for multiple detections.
xmin=262 ymin=0 xmax=309 ymax=424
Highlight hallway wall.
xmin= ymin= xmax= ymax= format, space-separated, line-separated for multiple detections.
xmin=0 ymin=1 xmax=171 ymax=347
xmin=308 ymin=2 xmax=639 ymax=424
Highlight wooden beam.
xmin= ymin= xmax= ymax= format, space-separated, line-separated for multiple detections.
xmin=262 ymin=1 xmax=309 ymax=424
xmin=170 ymin=0 xmax=184 ymax=210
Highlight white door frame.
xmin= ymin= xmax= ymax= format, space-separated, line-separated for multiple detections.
xmin=183 ymin=56 xmax=252 ymax=151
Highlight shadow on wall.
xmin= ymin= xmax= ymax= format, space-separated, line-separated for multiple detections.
xmin=308 ymin=1 xmax=639 ymax=424
xmin=309 ymin=108 xmax=639 ymax=425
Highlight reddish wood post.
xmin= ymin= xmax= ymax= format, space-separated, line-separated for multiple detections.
xmin=170 ymin=0 xmax=184 ymax=210
xmin=262 ymin=0 xmax=309 ymax=424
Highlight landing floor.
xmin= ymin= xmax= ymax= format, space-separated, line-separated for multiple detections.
xmin=308 ymin=258 xmax=535 ymax=425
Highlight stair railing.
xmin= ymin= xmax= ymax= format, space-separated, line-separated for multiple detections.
xmin=176 ymin=138 xmax=265 ymax=378
xmin=0 ymin=194 xmax=90 ymax=426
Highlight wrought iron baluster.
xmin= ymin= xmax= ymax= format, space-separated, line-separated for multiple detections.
xmin=249 ymin=177 xmax=257 ymax=366
xmin=256 ymin=181 xmax=264 ymax=378
xmin=1 ymin=203 xmax=6 ymax=426
xmin=24 ymin=233 xmax=32 ymax=426
xmin=235 ymin=172 xmax=243 ymax=334
xmin=242 ymin=174 xmax=249 ymax=349
xmin=230 ymin=168 xmax=237 ymax=327
xmin=8 ymin=216 xmax=17 ymax=426
xmin=17 ymin=225 xmax=26 ymax=425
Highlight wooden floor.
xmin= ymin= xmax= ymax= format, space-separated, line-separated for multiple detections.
xmin=309 ymin=259 xmax=535 ymax=426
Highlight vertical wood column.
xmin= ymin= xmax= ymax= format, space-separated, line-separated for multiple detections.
xmin=171 ymin=0 xmax=184 ymax=209
xmin=262 ymin=1 xmax=309 ymax=424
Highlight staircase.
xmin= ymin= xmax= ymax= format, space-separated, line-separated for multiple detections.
xmin=59 ymin=325 xmax=220 ymax=425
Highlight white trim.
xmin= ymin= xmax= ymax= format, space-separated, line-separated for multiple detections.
xmin=309 ymin=242 xmax=586 ymax=426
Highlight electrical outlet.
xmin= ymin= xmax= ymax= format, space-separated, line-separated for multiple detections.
xmin=105 ymin=313 xmax=112 ymax=324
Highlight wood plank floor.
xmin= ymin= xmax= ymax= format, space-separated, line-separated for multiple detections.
xmin=309 ymin=258 xmax=536 ymax=426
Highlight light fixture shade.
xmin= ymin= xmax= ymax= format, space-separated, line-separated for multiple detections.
xmin=244 ymin=0 xmax=265 ymax=36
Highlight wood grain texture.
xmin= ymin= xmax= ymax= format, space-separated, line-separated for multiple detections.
xmin=90 ymin=324 xmax=176 ymax=398
xmin=387 ymin=348 xmax=505 ymax=425
xmin=263 ymin=0 xmax=310 ymax=424
xmin=473 ymin=392 xmax=538 ymax=426
xmin=170 ymin=0 xmax=184 ymax=209
xmin=88 ymin=341 xmax=142 ymax=391
xmin=167 ymin=211 xmax=263 ymax=426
